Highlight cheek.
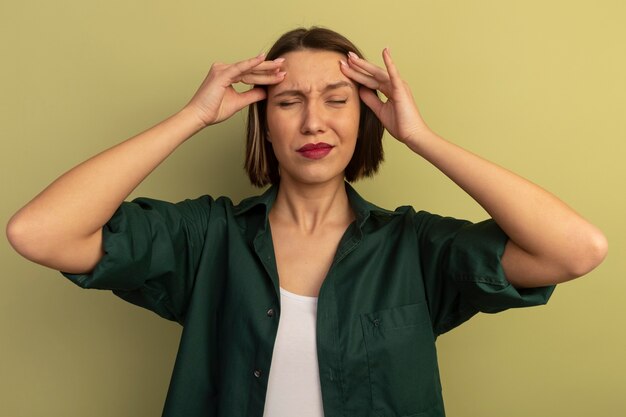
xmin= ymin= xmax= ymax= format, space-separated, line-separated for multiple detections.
xmin=265 ymin=110 xmax=282 ymax=141
xmin=340 ymin=118 xmax=359 ymax=138
xmin=343 ymin=104 xmax=361 ymax=138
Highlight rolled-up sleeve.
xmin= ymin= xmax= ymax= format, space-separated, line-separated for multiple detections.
xmin=61 ymin=195 xmax=212 ymax=324
xmin=413 ymin=211 xmax=555 ymax=336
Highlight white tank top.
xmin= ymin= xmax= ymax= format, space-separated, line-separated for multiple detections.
xmin=262 ymin=287 xmax=325 ymax=417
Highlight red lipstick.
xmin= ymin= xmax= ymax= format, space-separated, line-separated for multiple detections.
xmin=296 ymin=142 xmax=334 ymax=159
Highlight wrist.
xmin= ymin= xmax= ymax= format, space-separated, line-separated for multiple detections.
xmin=404 ymin=127 xmax=440 ymax=155
xmin=177 ymin=106 xmax=210 ymax=133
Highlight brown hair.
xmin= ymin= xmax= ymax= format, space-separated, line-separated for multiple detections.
xmin=245 ymin=27 xmax=385 ymax=187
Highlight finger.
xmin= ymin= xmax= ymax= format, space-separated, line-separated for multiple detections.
xmin=223 ymin=53 xmax=269 ymax=83
xmin=381 ymin=48 xmax=403 ymax=89
xmin=347 ymin=52 xmax=390 ymax=82
xmin=232 ymin=58 xmax=285 ymax=84
xmin=218 ymin=87 xmax=268 ymax=122
xmin=240 ymin=71 xmax=286 ymax=85
xmin=235 ymin=53 xmax=267 ymax=70
xmin=346 ymin=53 xmax=393 ymax=98
xmin=245 ymin=66 xmax=285 ymax=79
xmin=343 ymin=56 xmax=373 ymax=77
xmin=246 ymin=67 xmax=282 ymax=77
xmin=247 ymin=58 xmax=285 ymax=73
xmin=237 ymin=87 xmax=268 ymax=107
xmin=340 ymin=60 xmax=378 ymax=90
xmin=359 ymin=86 xmax=384 ymax=117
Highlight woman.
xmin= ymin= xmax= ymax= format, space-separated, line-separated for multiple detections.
xmin=6 ymin=27 xmax=607 ymax=417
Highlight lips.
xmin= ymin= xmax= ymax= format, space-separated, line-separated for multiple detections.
xmin=296 ymin=142 xmax=334 ymax=159
xmin=297 ymin=142 xmax=333 ymax=152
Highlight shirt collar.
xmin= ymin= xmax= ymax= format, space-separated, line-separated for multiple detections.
xmin=232 ymin=184 xmax=279 ymax=218
xmin=233 ymin=182 xmax=400 ymax=228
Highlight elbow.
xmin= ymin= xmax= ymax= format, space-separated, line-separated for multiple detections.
xmin=6 ymin=212 xmax=37 ymax=261
xmin=565 ymin=227 xmax=609 ymax=279
xmin=7 ymin=213 xmax=26 ymax=254
xmin=6 ymin=211 xmax=55 ymax=264
xmin=7 ymin=210 xmax=104 ymax=273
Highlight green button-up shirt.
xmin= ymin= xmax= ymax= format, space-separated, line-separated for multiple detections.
xmin=63 ymin=183 xmax=554 ymax=417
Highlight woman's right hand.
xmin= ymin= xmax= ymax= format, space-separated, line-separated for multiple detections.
xmin=6 ymin=53 xmax=286 ymax=274
xmin=184 ymin=53 xmax=286 ymax=127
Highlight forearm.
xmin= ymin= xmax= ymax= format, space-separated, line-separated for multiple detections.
xmin=6 ymin=107 xmax=205 ymax=271
xmin=406 ymin=130 xmax=608 ymax=286
xmin=7 ymin=54 xmax=283 ymax=274
xmin=342 ymin=49 xmax=607 ymax=286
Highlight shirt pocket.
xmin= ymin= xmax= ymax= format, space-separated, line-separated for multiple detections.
xmin=360 ymin=302 xmax=440 ymax=417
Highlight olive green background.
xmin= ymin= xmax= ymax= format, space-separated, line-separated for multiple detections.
xmin=2 ymin=1 xmax=624 ymax=416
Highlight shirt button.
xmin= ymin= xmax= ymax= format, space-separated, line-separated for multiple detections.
xmin=373 ymin=319 xmax=380 ymax=327
xmin=267 ymin=308 xmax=275 ymax=317
xmin=254 ymin=369 xmax=262 ymax=378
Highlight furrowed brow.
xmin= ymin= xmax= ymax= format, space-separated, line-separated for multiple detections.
xmin=273 ymin=81 xmax=353 ymax=98
xmin=323 ymin=81 xmax=353 ymax=92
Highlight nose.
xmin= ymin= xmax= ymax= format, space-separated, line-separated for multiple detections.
xmin=300 ymin=101 xmax=326 ymax=135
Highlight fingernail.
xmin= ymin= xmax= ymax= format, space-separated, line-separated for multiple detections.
xmin=340 ymin=59 xmax=348 ymax=67
xmin=277 ymin=71 xmax=287 ymax=76
xmin=273 ymin=57 xmax=285 ymax=63
xmin=347 ymin=51 xmax=358 ymax=59
xmin=257 ymin=52 xmax=266 ymax=58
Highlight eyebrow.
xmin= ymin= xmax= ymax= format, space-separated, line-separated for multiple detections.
xmin=272 ymin=81 xmax=354 ymax=98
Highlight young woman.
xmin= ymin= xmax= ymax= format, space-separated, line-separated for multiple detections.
xmin=7 ymin=27 xmax=607 ymax=417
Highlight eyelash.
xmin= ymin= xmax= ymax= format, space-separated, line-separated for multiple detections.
xmin=278 ymin=100 xmax=347 ymax=107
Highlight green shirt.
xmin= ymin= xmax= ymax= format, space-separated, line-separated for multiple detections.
xmin=62 ymin=182 xmax=554 ymax=417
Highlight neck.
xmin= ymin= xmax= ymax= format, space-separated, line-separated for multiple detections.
xmin=270 ymin=176 xmax=354 ymax=234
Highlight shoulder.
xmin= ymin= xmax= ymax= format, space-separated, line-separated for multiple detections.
xmin=129 ymin=190 xmax=274 ymax=223
xmin=117 ymin=194 xmax=238 ymax=231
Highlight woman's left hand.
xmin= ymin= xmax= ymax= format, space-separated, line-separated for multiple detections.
xmin=341 ymin=48 xmax=431 ymax=146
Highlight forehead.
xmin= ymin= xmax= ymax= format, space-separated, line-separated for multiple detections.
xmin=269 ymin=49 xmax=355 ymax=95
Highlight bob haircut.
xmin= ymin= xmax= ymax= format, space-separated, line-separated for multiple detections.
xmin=245 ymin=27 xmax=385 ymax=187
